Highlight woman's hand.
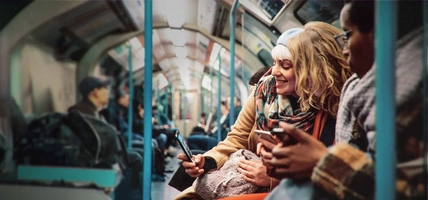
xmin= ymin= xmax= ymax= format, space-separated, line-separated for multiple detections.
xmin=237 ymin=159 xmax=270 ymax=187
xmin=177 ymin=153 xmax=205 ymax=177
xmin=257 ymin=140 xmax=275 ymax=173
xmin=267 ymin=122 xmax=328 ymax=180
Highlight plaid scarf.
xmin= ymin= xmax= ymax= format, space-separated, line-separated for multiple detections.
xmin=254 ymin=68 xmax=316 ymax=132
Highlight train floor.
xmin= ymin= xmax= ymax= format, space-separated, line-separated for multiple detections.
xmin=151 ymin=147 xmax=182 ymax=200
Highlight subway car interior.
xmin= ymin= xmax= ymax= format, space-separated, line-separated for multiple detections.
xmin=0 ymin=0 xmax=427 ymax=200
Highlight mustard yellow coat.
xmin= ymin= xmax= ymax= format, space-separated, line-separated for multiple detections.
xmin=174 ymin=92 xmax=279 ymax=200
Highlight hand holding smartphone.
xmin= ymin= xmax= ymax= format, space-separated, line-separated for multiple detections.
xmin=255 ymin=128 xmax=287 ymax=143
xmin=174 ymin=130 xmax=195 ymax=163
xmin=271 ymin=128 xmax=286 ymax=140
xmin=254 ymin=129 xmax=277 ymax=144
xmin=272 ymin=127 xmax=297 ymax=146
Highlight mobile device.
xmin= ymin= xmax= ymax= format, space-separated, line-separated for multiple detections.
xmin=271 ymin=128 xmax=286 ymax=140
xmin=272 ymin=127 xmax=297 ymax=145
xmin=174 ymin=130 xmax=195 ymax=163
xmin=254 ymin=129 xmax=277 ymax=144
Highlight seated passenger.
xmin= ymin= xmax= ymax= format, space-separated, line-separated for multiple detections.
xmin=197 ymin=112 xmax=207 ymax=130
xmin=129 ymin=98 xmax=168 ymax=181
xmin=266 ymin=1 xmax=426 ymax=199
xmin=112 ymin=90 xmax=130 ymax=134
xmin=187 ymin=126 xmax=218 ymax=152
xmin=175 ymin=22 xmax=352 ymax=199
xmin=68 ymin=76 xmax=110 ymax=121
xmin=209 ymin=101 xmax=230 ymax=141
xmin=186 ymin=101 xmax=232 ymax=152
xmin=227 ymin=97 xmax=242 ymax=128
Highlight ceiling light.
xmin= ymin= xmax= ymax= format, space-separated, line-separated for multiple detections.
xmin=162 ymin=0 xmax=185 ymax=28
xmin=174 ymin=46 xmax=188 ymax=58
xmin=169 ymin=28 xmax=186 ymax=46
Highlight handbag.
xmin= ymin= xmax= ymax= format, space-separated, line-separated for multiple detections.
xmin=192 ymin=149 xmax=262 ymax=200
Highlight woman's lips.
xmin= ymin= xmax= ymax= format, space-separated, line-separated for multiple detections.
xmin=275 ymin=79 xmax=287 ymax=87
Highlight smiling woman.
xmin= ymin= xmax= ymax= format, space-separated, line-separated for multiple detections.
xmin=1 ymin=0 xmax=423 ymax=199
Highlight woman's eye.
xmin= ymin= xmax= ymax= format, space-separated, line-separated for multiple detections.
xmin=281 ymin=63 xmax=292 ymax=69
xmin=280 ymin=60 xmax=293 ymax=69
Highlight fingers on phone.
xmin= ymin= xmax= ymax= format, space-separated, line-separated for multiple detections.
xmin=256 ymin=143 xmax=262 ymax=155
xmin=177 ymin=153 xmax=187 ymax=161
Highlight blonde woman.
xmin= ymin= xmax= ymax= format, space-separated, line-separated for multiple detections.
xmin=175 ymin=22 xmax=351 ymax=200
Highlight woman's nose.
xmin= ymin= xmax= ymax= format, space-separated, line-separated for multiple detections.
xmin=271 ymin=64 xmax=281 ymax=76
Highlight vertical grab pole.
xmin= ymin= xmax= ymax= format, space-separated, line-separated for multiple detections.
xmin=165 ymin=85 xmax=170 ymax=123
xmin=171 ymin=85 xmax=175 ymax=125
xmin=156 ymin=78 xmax=161 ymax=123
xmin=199 ymin=89 xmax=203 ymax=122
xmin=183 ymin=87 xmax=187 ymax=137
xmin=210 ymin=63 xmax=214 ymax=115
xmin=143 ymin=0 xmax=153 ymax=199
xmin=217 ymin=54 xmax=221 ymax=142
xmin=127 ymin=45 xmax=134 ymax=150
xmin=229 ymin=0 xmax=239 ymax=126
xmin=375 ymin=1 xmax=396 ymax=200
xmin=217 ymin=53 xmax=222 ymax=143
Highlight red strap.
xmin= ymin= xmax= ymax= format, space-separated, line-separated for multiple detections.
xmin=312 ymin=111 xmax=328 ymax=140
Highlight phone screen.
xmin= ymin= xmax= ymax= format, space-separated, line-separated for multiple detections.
xmin=175 ymin=131 xmax=194 ymax=163
xmin=254 ymin=130 xmax=277 ymax=144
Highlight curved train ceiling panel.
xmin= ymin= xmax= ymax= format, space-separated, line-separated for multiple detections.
xmin=12 ymin=0 xmax=285 ymax=99
xmin=116 ymin=0 xmax=271 ymax=85
xmin=28 ymin=1 xmax=134 ymax=61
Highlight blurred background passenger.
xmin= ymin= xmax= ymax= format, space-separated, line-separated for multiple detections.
xmin=68 ymin=76 xmax=110 ymax=120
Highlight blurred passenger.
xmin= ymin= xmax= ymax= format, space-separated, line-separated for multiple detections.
xmin=266 ymin=1 xmax=426 ymax=199
xmin=197 ymin=112 xmax=207 ymax=130
xmin=248 ymin=67 xmax=271 ymax=95
xmin=130 ymin=100 xmax=167 ymax=154
xmin=112 ymin=90 xmax=130 ymax=134
xmin=68 ymin=76 xmax=110 ymax=120
xmin=189 ymin=126 xmax=207 ymax=136
xmin=175 ymin=22 xmax=351 ymax=199
xmin=132 ymin=99 xmax=168 ymax=181
xmin=209 ymin=101 xmax=230 ymax=141
xmin=187 ymin=102 xmax=230 ymax=152
xmin=226 ymin=96 xmax=242 ymax=128
xmin=153 ymin=104 xmax=176 ymax=157
xmin=186 ymin=126 xmax=217 ymax=152
xmin=248 ymin=67 xmax=270 ymax=87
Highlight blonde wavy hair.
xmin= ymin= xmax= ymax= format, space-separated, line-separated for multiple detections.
xmin=286 ymin=21 xmax=352 ymax=117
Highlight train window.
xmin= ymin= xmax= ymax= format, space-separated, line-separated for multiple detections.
xmin=294 ymin=0 xmax=343 ymax=24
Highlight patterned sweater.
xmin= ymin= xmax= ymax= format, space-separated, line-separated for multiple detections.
xmin=311 ymin=26 xmax=426 ymax=199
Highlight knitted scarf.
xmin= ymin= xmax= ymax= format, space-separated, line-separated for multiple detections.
xmin=254 ymin=68 xmax=316 ymax=132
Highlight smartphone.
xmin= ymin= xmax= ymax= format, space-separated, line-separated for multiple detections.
xmin=174 ymin=130 xmax=195 ymax=163
xmin=254 ymin=129 xmax=277 ymax=144
xmin=271 ymin=128 xmax=286 ymax=140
